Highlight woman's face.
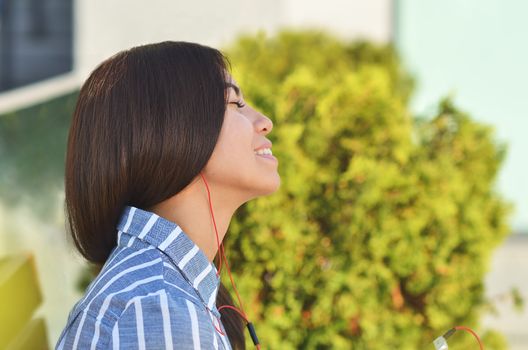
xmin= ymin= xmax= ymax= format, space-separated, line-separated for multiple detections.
xmin=203 ymin=74 xmax=280 ymax=202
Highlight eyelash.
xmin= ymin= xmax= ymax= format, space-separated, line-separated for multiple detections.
xmin=231 ymin=100 xmax=246 ymax=108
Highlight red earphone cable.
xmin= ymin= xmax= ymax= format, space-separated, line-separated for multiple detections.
xmin=199 ymin=173 xmax=245 ymax=311
xmin=200 ymin=172 xmax=223 ymax=276
xmin=199 ymin=173 xmax=260 ymax=349
xmin=221 ymin=245 xmax=247 ymax=314
xmin=454 ymin=326 xmax=484 ymax=350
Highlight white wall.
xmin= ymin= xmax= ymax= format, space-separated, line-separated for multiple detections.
xmin=284 ymin=0 xmax=393 ymax=43
xmin=73 ymin=0 xmax=286 ymax=78
xmin=483 ymin=235 xmax=528 ymax=350
xmin=73 ymin=0 xmax=393 ymax=79
xmin=395 ymin=0 xmax=528 ymax=234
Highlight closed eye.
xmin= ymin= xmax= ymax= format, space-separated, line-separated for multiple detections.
xmin=230 ymin=100 xmax=246 ymax=108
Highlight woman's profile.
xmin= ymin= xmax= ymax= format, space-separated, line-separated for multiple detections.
xmin=56 ymin=41 xmax=280 ymax=349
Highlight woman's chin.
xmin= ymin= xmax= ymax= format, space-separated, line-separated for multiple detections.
xmin=261 ymin=174 xmax=281 ymax=195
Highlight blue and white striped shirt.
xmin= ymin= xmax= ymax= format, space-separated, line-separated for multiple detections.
xmin=55 ymin=205 xmax=233 ymax=349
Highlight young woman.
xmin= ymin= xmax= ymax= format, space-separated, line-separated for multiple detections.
xmin=56 ymin=41 xmax=280 ymax=350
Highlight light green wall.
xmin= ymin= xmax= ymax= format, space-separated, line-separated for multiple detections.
xmin=395 ymin=0 xmax=528 ymax=232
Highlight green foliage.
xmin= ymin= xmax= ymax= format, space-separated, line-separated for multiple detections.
xmin=511 ymin=287 xmax=525 ymax=313
xmin=222 ymin=29 xmax=512 ymax=349
xmin=0 ymin=91 xmax=79 ymax=219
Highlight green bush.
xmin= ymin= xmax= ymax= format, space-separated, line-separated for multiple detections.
xmin=222 ymin=30 xmax=511 ymax=349
xmin=0 ymin=92 xmax=79 ymax=219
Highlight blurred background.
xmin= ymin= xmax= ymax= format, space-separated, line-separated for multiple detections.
xmin=0 ymin=0 xmax=526 ymax=349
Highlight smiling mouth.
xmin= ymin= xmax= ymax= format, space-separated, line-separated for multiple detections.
xmin=254 ymin=146 xmax=277 ymax=163
xmin=254 ymin=147 xmax=273 ymax=156
xmin=255 ymin=153 xmax=278 ymax=164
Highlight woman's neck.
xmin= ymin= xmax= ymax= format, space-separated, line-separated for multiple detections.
xmin=147 ymin=176 xmax=242 ymax=262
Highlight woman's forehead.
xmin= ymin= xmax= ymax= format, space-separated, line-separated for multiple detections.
xmin=223 ymin=70 xmax=242 ymax=97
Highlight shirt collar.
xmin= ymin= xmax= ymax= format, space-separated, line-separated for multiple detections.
xmin=116 ymin=205 xmax=220 ymax=311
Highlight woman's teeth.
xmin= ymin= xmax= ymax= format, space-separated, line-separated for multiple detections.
xmin=254 ymin=148 xmax=272 ymax=155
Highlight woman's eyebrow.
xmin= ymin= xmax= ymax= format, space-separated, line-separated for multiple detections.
xmin=225 ymin=82 xmax=242 ymax=97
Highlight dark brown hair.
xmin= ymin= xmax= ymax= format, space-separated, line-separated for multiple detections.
xmin=65 ymin=41 xmax=245 ymax=349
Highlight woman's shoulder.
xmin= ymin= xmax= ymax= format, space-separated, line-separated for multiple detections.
xmin=87 ymin=244 xmax=206 ymax=314
xmin=56 ymin=290 xmax=221 ymax=350
xmin=56 ymin=247 xmax=218 ymax=349
xmin=110 ymin=290 xmax=227 ymax=349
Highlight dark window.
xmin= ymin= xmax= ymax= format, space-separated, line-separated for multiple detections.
xmin=0 ymin=0 xmax=73 ymax=92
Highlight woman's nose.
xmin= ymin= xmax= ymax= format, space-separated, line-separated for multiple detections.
xmin=255 ymin=113 xmax=273 ymax=134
